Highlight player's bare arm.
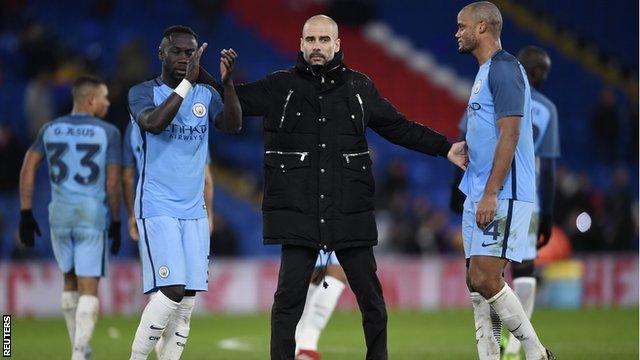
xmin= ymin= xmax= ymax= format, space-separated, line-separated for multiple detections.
xmin=476 ymin=115 xmax=520 ymax=229
xmin=18 ymin=150 xmax=44 ymax=246
xmin=204 ymin=163 xmax=214 ymax=235
xmin=19 ymin=150 xmax=43 ymax=211
xmin=138 ymin=43 xmax=207 ymax=134
xmin=106 ymin=164 xmax=122 ymax=254
xmin=106 ymin=164 xmax=122 ymax=223
xmin=122 ymin=165 xmax=138 ymax=241
xmin=215 ymin=48 xmax=242 ymax=133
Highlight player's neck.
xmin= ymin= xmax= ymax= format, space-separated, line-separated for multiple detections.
xmin=474 ymin=40 xmax=502 ymax=65
xmin=71 ymin=105 xmax=94 ymax=117
xmin=161 ymin=72 xmax=180 ymax=89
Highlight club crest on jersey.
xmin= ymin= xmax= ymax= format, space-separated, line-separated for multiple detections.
xmin=158 ymin=265 xmax=170 ymax=278
xmin=473 ymin=79 xmax=482 ymax=94
xmin=192 ymin=102 xmax=207 ymax=118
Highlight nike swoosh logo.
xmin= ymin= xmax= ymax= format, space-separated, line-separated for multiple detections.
xmin=481 ymin=241 xmax=498 ymax=247
xmin=150 ymin=325 xmax=165 ymax=330
xmin=175 ymin=332 xmax=188 ymax=339
xmin=508 ymin=323 xmax=522 ymax=333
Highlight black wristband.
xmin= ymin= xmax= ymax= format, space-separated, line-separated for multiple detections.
xmin=20 ymin=209 xmax=34 ymax=218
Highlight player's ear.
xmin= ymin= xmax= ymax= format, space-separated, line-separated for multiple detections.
xmin=335 ymin=38 xmax=340 ymax=52
xmin=300 ymin=37 xmax=304 ymax=52
xmin=477 ymin=21 xmax=486 ymax=34
xmin=85 ymin=93 xmax=94 ymax=109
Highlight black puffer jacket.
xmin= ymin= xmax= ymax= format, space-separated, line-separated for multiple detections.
xmin=236 ymin=51 xmax=452 ymax=251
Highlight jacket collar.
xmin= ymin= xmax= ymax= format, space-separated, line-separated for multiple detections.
xmin=295 ymin=50 xmax=345 ymax=78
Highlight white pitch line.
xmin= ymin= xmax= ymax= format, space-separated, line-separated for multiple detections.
xmin=216 ymin=338 xmax=358 ymax=354
xmin=217 ymin=337 xmax=253 ymax=351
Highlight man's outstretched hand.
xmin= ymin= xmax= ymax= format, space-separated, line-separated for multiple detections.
xmin=220 ymin=48 xmax=238 ymax=85
xmin=448 ymin=141 xmax=468 ymax=171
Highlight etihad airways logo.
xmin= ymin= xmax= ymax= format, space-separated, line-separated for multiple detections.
xmin=163 ymin=123 xmax=207 ymax=141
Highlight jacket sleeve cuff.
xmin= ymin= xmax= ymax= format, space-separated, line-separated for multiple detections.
xmin=438 ymin=140 xmax=452 ymax=158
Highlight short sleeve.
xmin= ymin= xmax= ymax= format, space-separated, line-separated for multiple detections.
xmin=128 ymin=82 xmax=155 ymax=123
xmin=122 ymin=123 xmax=136 ymax=167
xmin=105 ymin=125 xmax=122 ymax=165
xmin=489 ymin=59 xmax=525 ymax=120
xmin=29 ymin=123 xmax=49 ymax=154
xmin=537 ymin=103 xmax=561 ymax=158
xmin=204 ymin=84 xmax=223 ymax=122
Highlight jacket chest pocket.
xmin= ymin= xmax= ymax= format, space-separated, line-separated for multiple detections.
xmin=263 ymin=150 xmax=311 ymax=212
xmin=340 ymin=150 xmax=375 ymax=213
xmin=333 ymin=94 xmax=367 ymax=135
xmin=270 ymin=89 xmax=305 ymax=133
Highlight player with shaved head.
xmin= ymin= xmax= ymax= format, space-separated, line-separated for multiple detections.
xmin=455 ymin=2 xmax=555 ymax=359
xmin=201 ymin=13 xmax=468 ymax=360
xmin=127 ymin=25 xmax=242 ymax=360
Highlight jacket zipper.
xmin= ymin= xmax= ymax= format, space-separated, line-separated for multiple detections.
xmin=265 ymin=150 xmax=309 ymax=161
xmin=355 ymin=93 xmax=364 ymax=130
xmin=279 ymin=89 xmax=294 ymax=128
xmin=343 ymin=150 xmax=370 ymax=163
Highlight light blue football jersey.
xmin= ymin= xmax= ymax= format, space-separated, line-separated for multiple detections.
xmin=531 ymin=89 xmax=561 ymax=207
xmin=531 ymin=89 xmax=560 ymax=159
xmin=459 ymin=50 xmax=536 ymax=203
xmin=30 ymin=113 xmax=121 ymax=229
xmin=123 ymin=120 xmax=212 ymax=173
xmin=122 ymin=121 xmax=142 ymax=170
xmin=128 ymin=77 xmax=222 ymax=219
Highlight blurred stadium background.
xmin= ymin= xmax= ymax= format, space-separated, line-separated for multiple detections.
xmin=0 ymin=0 xmax=638 ymax=358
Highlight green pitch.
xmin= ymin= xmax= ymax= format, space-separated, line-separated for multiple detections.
xmin=10 ymin=309 xmax=639 ymax=359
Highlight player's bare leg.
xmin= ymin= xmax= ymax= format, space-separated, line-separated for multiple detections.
xmin=71 ymin=276 xmax=100 ymax=360
xmin=295 ymin=264 xmax=347 ymax=359
xmin=469 ymin=256 xmax=547 ymax=360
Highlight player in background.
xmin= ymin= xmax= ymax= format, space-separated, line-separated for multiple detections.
xmin=455 ymin=2 xmax=554 ymax=359
xmin=18 ymin=75 xmax=122 ymax=360
xmin=501 ymin=46 xmax=560 ymax=360
xmin=127 ymin=25 xmax=241 ymax=360
xmin=122 ymin=121 xmax=215 ymax=358
xmin=294 ymin=252 xmax=347 ymax=359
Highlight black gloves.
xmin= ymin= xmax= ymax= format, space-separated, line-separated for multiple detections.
xmin=537 ymin=213 xmax=553 ymax=249
xmin=19 ymin=209 xmax=41 ymax=247
xmin=109 ymin=221 xmax=121 ymax=255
